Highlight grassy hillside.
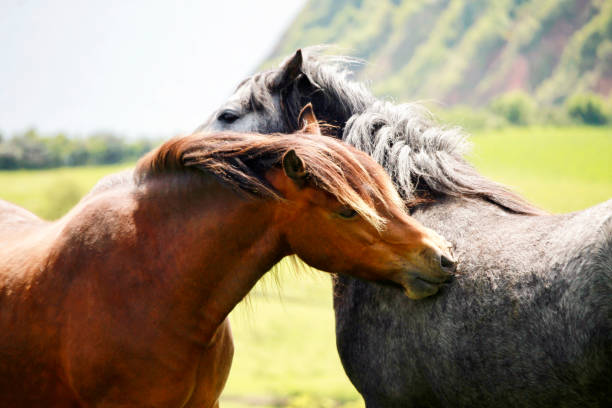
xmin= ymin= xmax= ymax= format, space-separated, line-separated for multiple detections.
xmin=265 ymin=0 xmax=612 ymax=106
xmin=1 ymin=126 xmax=610 ymax=407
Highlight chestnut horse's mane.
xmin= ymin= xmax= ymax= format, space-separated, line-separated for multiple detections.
xmin=135 ymin=131 xmax=406 ymax=230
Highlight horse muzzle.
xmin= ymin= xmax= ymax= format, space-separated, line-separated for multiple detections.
xmin=398 ymin=243 xmax=457 ymax=300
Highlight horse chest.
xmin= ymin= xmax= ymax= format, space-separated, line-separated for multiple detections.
xmin=334 ymin=276 xmax=442 ymax=405
xmin=182 ymin=319 xmax=234 ymax=408
xmin=57 ymin=298 xmax=234 ymax=408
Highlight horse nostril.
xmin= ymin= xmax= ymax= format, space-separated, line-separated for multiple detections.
xmin=440 ymin=254 xmax=456 ymax=273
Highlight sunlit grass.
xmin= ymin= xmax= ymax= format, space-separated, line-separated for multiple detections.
xmin=470 ymin=126 xmax=612 ymax=213
xmin=223 ymin=269 xmax=359 ymax=407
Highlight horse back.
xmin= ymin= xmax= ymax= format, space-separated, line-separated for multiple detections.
xmin=0 ymin=199 xmax=46 ymax=239
xmin=0 ymin=199 xmax=51 ymax=281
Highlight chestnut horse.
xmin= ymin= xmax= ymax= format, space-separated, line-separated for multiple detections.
xmin=0 ymin=115 xmax=455 ymax=407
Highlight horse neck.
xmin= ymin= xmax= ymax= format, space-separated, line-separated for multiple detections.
xmin=51 ymin=173 xmax=285 ymax=344
xmin=138 ymin=174 xmax=286 ymax=339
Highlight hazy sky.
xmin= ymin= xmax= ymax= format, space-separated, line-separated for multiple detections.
xmin=0 ymin=0 xmax=306 ymax=137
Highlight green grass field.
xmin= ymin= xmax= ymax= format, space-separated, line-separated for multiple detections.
xmin=0 ymin=163 xmax=133 ymax=220
xmin=470 ymin=126 xmax=612 ymax=213
xmin=0 ymin=126 xmax=610 ymax=407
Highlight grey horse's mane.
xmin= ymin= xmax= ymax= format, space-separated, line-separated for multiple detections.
xmin=277 ymin=47 xmax=545 ymax=215
xmin=343 ymin=101 xmax=545 ymax=214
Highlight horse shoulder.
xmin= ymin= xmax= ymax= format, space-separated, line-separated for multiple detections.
xmin=549 ymin=199 xmax=612 ymax=284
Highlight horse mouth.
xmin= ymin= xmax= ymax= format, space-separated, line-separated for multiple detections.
xmin=379 ymin=273 xmax=451 ymax=296
xmin=391 ymin=269 xmax=454 ymax=299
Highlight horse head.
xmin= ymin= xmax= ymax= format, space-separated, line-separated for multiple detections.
xmin=199 ymin=48 xmax=362 ymax=137
xmin=265 ymin=108 xmax=456 ymax=299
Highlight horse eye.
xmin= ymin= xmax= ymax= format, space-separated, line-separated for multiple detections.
xmin=338 ymin=207 xmax=358 ymax=219
xmin=218 ymin=110 xmax=240 ymax=124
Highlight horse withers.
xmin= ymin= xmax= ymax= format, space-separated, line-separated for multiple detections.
xmin=0 ymin=110 xmax=455 ymax=408
xmin=200 ymin=48 xmax=612 ymax=407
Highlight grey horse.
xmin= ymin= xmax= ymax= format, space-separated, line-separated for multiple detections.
xmin=200 ymin=48 xmax=612 ymax=407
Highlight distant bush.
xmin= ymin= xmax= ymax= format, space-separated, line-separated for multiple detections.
xmin=0 ymin=130 xmax=157 ymax=170
xmin=0 ymin=144 xmax=19 ymax=169
xmin=433 ymin=105 xmax=508 ymax=131
xmin=433 ymin=103 xmax=577 ymax=130
xmin=534 ymin=105 xmax=572 ymax=126
xmin=565 ymin=93 xmax=609 ymax=125
xmin=489 ymin=91 xmax=536 ymax=125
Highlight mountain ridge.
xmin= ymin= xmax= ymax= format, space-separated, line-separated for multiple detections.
xmin=263 ymin=0 xmax=612 ymax=106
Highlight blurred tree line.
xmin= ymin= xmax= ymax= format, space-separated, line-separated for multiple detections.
xmin=434 ymin=91 xmax=612 ymax=131
xmin=0 ymin=130 xmax=157 ymax=170
xmin=1 ymin=90 xmax=608 ymax=172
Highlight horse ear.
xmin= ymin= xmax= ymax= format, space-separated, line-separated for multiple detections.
xmin=282 ymin=149 xmax=308 ymax=188
xmin=276 ymin=49 xmax=303 ymax=89
xmin=298 ymin=103 xmax=321 ymax=135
